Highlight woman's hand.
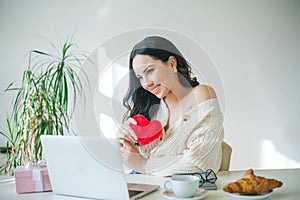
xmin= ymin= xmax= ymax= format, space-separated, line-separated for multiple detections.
xmin=119 ymin=138 xmax=146 ymax=173
xmin=117 ymin=118 xmax=146 ymax=173
xmin=117 ymin=118 xmax=138 ymax=143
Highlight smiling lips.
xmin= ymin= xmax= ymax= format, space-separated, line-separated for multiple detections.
xmin=149 ymin=85 xmax=160 ymax=95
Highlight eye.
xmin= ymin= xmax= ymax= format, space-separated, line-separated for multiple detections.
xmin=146 ymin=68 xmax=154 ymax=74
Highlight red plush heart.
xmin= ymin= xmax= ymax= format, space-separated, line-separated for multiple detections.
xmin=129 ymin=114 xmax=163 ymax=145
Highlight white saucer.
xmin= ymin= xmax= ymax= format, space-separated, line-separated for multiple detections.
xmin=162 ymin=188 xmax=208 ymax=200
xmin=225 ymin=190 xmax=273 ymax=199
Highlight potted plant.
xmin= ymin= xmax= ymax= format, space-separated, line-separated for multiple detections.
xmin=0 ymin=39 xmax=90 ymax=175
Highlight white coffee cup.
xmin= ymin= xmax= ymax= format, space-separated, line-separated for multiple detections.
xmin=164 ymin=175 xmax=200 ymax=198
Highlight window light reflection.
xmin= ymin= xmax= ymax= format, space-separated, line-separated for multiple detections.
xmin=262 ymin=139 xmax=300 ymax=169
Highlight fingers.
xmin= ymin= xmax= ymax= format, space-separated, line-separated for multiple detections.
xmin=121 ymin=125 xmax=138 ymax=140
xmin=125 ymin=118 xmax=138 ymax=140
xmin=119 ymin=138 xmax=129 ymax=151
xmin=118 ymin=131 xmax=135 ymax=143
xmin=119 ymin=139 xmax=137 ymax=153
xmin=127 ymin=117 xmax=137 ymax=125
xmin=117 ymin=118 xmax=138 ymax=143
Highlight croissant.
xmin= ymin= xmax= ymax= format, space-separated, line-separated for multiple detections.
xmin=223 ymin=169 xmax=283 ymax=194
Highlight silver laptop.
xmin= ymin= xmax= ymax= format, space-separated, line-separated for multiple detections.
xmin=41 ymin=135 xmax=159 ymax=200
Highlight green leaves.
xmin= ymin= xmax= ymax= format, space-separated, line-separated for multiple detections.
xmin=1 ymin=40 xmax=90 ymax=175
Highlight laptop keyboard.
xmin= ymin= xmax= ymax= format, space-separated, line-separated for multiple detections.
xmin=128 ymin=190 xmax=143 ymax=197
xmin=127 ymin=183 xmax=144 ymax=197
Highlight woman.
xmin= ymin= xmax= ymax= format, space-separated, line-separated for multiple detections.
xmin=117 ymin=36 xmax=224 ymax=176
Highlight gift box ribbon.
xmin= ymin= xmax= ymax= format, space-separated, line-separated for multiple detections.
xmin=25 ymin=160 xmax=46 ymax=192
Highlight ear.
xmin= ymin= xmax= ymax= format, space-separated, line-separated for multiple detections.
xmin=167 ymin=56 xmax=177 ymax=70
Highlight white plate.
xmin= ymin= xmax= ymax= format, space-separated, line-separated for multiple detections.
xmin=225 ymin=190 xmax=273 ymax=199
xmin=162 ymin=188 xmax=208 ymax=200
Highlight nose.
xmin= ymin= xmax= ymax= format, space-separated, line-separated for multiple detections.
xmin=140 ymin=77 xmax=153 ymax=88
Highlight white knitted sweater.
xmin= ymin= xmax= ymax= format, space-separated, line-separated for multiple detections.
xmin=139 ymin=98 xmax=224 ymax=176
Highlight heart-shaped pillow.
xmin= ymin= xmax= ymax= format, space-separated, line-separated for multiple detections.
xmin=129 ymin=114 xmax=163 ymax=145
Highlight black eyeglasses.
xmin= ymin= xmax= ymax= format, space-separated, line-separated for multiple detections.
xmin=194 ymin=169 xmax=217 ymax=187
xmin=174 ymin=169 xmax=218 ymax=189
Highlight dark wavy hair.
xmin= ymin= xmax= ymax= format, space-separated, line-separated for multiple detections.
xmin=123 ymin=36 xmax=199 ymax=121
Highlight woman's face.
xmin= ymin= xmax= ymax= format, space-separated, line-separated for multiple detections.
xmin=132 ymin=54 xmax=177 ymax=99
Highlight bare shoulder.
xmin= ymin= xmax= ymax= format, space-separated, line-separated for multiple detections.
xmin=192 ymin=84 xmax=217 ymax=103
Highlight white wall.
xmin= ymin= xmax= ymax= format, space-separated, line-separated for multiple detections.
xmin=0 ymin=0 xmax=299 ymax=170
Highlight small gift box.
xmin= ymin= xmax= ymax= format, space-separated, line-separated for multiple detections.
xmin=14 ymin=161 xmax=52 ymax=194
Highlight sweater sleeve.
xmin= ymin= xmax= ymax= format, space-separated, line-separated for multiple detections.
xmin=146 ymin=154 xmax=202 ymax=176
xmin=145 ymin=99 xmax=224 ymax=176
xmin=184 ymin=111 xmax=223 ymax=172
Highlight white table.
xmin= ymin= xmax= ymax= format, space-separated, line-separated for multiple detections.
xmin=1 ymin=168 xmax=299 ymax=199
